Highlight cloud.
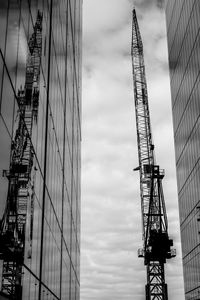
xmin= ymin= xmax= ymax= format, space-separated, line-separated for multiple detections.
xmin=83 ymin=0 xmax=131 ymax=35
xmin=81 ymin=1 xmax=184 ymax=300
xmin=133 ymin=0 xmax=165 ymax=10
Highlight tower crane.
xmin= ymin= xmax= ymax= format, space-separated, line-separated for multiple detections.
xmin=0 ymin=11 xmax=42 ymax=299
xmin=131 ymin=8 xmax=176 ymax=300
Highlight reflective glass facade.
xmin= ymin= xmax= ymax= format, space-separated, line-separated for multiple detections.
xmin=165 ymin=1 xmax=200 ymax=299
xmin=0 ymin=0 xmax=82 ymax=299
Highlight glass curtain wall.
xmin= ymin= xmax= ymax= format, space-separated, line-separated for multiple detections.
xmin=0 ymin=0 xmax=82 ymax=299
xmin=165 ymin=1 xmax=200 ymax=299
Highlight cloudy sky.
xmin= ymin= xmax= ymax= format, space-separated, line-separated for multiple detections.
xmin=81 ymin=0 xmax=185 ymax=299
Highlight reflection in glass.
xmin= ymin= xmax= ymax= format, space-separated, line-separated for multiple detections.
xmin=0 ymin=1 xmax=82 ymax=299
xmin=166 ymin=1 xmax=200 ymax=298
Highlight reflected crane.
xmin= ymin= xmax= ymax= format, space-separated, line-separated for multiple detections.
xmin=0 ymin=11 xmax=43 ymax=299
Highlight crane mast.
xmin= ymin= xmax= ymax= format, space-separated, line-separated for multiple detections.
xmin=0 ymin=11 xmax=42 ymax=299
xmin=131 ymin=9 xmax=175 ymax=300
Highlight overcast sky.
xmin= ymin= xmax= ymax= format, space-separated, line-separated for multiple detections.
xmin=80 ymin=0 xmax=185 ymax=299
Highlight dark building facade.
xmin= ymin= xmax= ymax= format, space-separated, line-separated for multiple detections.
xmin=165 ymin=1 xmax=200 ymax=299
xmin=0 ymin=0 xmax=82 ymax=299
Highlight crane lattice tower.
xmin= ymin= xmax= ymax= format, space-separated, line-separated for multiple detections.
xmin=131 ymin=8 xmax=176 ymax=300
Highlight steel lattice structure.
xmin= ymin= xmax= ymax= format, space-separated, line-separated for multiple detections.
xmin=0 ymin=11 xmax=43 ymax=299
xmin=131 ymin=8 xmax=175 ymax=300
